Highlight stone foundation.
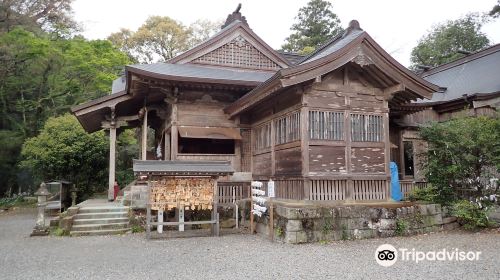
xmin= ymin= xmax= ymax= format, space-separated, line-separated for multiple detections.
xmin=254 ymin=203 xmax=459 ymax=244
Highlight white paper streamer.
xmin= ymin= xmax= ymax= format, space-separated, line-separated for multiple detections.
xmin=251 ymin=189 xmax=266 ymax=196
xmin=252 ymin=196 xmax=267 ymax=204
xmin=251 ymin=209 xmax=263 ymax=217
xmin=253 ymin=204 xmax=267 ymax=213
xmin=251 ymin=181 xmax=263 ymax=188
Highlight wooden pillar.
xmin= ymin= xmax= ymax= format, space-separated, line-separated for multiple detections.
xmin=171 ymin=103 xmax=178 ymax=160
xmin=383 ymin=101 xmax=391 ymax=200
xmin=270 ymin=116 xmax=276 ymax=176
xmin=300 ymin=105 xmax=310 ymax=199
xmin=344 ymin=93 xmax=353 ymax=201
xmin=108 ymin=124 xmax=117 ymax=201
xmin=141 ymin=108 xmax=148 ymax=160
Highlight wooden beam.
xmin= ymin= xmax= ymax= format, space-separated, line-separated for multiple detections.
xmin=383 ymin=84 xmax=405 ymax=100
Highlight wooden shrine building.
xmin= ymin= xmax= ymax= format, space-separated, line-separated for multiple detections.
xmin=72 ymin=6 xmax=440 ymax=203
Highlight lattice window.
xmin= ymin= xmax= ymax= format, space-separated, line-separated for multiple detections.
xmin=309 ymin=111 xmax=344 ymax=140
xmin=254 ymin=122 xmax=271 ymax=151
xmin=275 ymin=111 xmax=301 ymax=145
xmin=351 ymin=114 xmax=383 ymax=142
xmin=193 ymin=36 xmax=281 ymax=70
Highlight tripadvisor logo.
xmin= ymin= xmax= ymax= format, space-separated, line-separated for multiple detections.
xmin=375 ymin=244 xmax=481 ymax=267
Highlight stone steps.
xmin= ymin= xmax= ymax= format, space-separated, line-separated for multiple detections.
xmin=75 ymin=211 xmax=129 ymax=220
xmin=70 ymin=228 xmax=130 ymax=237
xmin=78 ymin=206 xmax=129 ymax=214
xmin=70 ymin=205 xmax=130 ymax=237
xmin=71 ymin=222 xmax=129 ymax=231
xmin=73 ymin=217 xmax=129 ymax=225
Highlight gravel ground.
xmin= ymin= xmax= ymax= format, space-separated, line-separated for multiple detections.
xmin=1 ymin=209 xmax=499 ymax=280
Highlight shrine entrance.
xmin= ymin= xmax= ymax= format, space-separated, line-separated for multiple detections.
xmin=133 ymin=160 xmax=234 ymax=239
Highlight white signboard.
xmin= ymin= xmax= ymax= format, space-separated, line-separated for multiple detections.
xmin=267 ymin=179 xmax=275 ymax=198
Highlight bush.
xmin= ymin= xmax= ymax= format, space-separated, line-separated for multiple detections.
xmin=419 ymin=116 xmax=500 ymax=204
xmin=0 ymin=196 xmax=36 ymax=209
xmin=395 ymin=219 xmax=409 ymax=236
xmin=131 ymin=225 xmax=145 ymax=233
xmin=51 ymin=227 xmax=68 ymax=237
xmin=452 ymin=200 xmax=491 ymax=230
xmin=408 ymin=185 xmax=454 ymax=205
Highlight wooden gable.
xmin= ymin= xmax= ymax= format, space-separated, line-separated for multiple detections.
xmin=190 ymin=35 xmax=281 ymax=71
xmin=169 ymin=7 xmax=289 ymax=71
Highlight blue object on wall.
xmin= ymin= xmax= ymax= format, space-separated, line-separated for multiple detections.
xmin=390 ymin=162 xmax=403 ymax=201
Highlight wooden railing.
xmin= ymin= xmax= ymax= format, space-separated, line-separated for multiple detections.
xmin=400 ymin=180 xmax=428 ymax=199
xmin=310 ymin=179 xmax=347 ymax=200
xmin=274 ymin=179 xmax=305 ymax=200
xmin=217 ymin=182 xmax=250 ymax=204
xmin=352 ymin=179 xmax=387 ymax=201
xmin=216 ymin=179 xmax=428 ymax=203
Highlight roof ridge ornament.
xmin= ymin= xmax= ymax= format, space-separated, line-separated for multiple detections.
xmin=342 ymin=19 xmax=363 ymax=38
xmin=221 ymin=3 xmax=248 ymax=29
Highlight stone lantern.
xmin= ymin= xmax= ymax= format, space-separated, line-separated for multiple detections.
xmin=30 ymin=182 xmax=50 ymax=236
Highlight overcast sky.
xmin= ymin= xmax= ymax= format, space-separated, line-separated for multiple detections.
xmin=73 ymin=0 xmax=500 ymax=67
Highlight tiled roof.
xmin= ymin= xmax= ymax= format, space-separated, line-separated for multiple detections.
xmin=127 ymin=63 xmax=274 ymax=84
xmin=419 ymin=44 xmax=500 ymax=103
xmin=133 ymin=160 xmax=234 ymax=175
xmin=300 ymin=29 xmax=364 ymax=64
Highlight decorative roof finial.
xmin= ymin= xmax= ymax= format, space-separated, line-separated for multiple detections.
xmin=221 ymin=3 xmax=248 ymax=29
xmin=342 ymin=19 xmax=363 ymax=38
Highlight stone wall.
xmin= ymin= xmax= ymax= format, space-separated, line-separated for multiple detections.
xmin=254 ymin=203 xmax=459 ymax=244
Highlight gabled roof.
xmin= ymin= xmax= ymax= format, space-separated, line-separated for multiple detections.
xmin=278 ymin=51 xmax=305 ymax=65
xmin=419 ymin=43 xmax=500 ymax=103
xmin=168 ymin=8 xmax=290 ymax=70
xmin=225 ymin=20 xmax=440 ymax=117
xmin=126 ymin=63 xmax=274 ymax=87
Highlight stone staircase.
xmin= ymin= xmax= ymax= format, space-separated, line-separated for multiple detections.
xmin=70 ymin=205 xmax=131 ymax=237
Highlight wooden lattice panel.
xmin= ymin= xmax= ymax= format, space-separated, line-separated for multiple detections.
xmin=150 ymin=178 xmax=214 ymax=211
xmin=193 ymin=36 xmax=280 ymax=70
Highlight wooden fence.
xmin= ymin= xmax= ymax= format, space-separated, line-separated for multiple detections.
xmin=352 ymin=179 xmax=387 ymax=201
xmin=215 ymin=179 xmax=428 ymax=203
xmin=310 ymin=179 xmax=347 ymax=200
xmin=217 ymin=182 xmax=250 ymax=204
xmin=400 ymin=180 xmax=428 ymax=199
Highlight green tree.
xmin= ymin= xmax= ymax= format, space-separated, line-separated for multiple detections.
xmin=0 ymin=28 xmax=130 ymax=136
xmin=281 ymin=0 xmax=343 ymax=53
xmin=490 ymin=1 xmax=500 ymax=18
xmin=188 ymin=19 xmax=222 ymax=47
xmin=108 ymin=17 xmax=221 ymax=63
xmin=20 ymin=114 xmax=109 ymax=200
xmin=0 ymin=28 xmax=130 ymax=195
xmin=410 ymin=14 xmax=490 ymax=68
xmin=419 ymin=116 xmax=500 ymax=204
xmin=0 ymin=0 xmax=78 ymax=34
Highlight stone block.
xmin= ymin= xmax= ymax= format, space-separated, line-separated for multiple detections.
xmin=286 ymin=220 xmax=303 ymax=232
xmin=59 ymin=216 xmax=73 ymax=232
xmin=276 ymin=207 xmax=301 ymax=220
xmin=352 ymin=229 xmax=375 ymax=239
xmin=67 ymin=206 xmax=79 ymax=216
xmin=377 ymin=229 xmax=396 ymax=238
xmin=321 ymin=208 xmax=337 ymax=218
xmin=442 ymin=216 xmax=457 ymax=224
xmin=379 ymin=218 xmax=396 ymax=230
xmin=380 ymin=208 xmax=397 ymax=219
xmin=368 ymin=208 xmax=382 ymax=220
xmin=347 ymin=217 xmax=369 ymax=230
xmin=417 ymin=204 xmax=428 ymax=216
xmin=297 ymin=208 xmax=321 ymax=219
xmin=296 ymin=231 xmax=308 ymax=243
